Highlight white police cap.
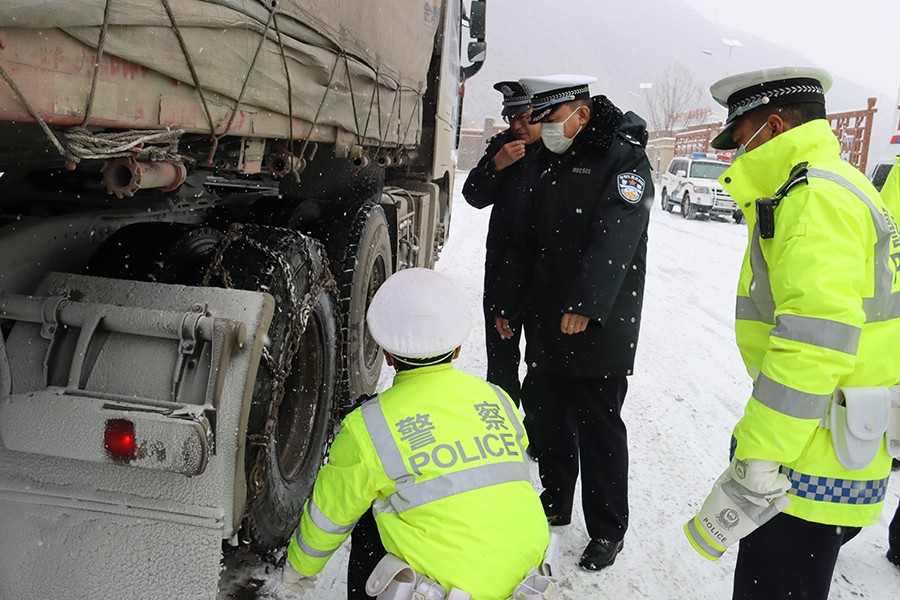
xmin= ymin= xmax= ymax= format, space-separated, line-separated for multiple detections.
xmin=366 ymin=268 xmax=471 ymax=364
xmin=709 ymin=66 xmax=832 ymax=150
xmin=519 ymin=74 xmax=597 ymax=122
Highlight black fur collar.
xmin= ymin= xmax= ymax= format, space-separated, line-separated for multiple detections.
xmin=575 ymin=95 xmax=623 ymax=154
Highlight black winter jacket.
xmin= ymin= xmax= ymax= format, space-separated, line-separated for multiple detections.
xmin=497 ymin=96 xmax=653 ymax=377
xmin=462 ymin=131 xmax=542 ymax=313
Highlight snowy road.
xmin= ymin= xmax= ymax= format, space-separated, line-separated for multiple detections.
xmin=230 ymin=173 xmax=900 ymax=600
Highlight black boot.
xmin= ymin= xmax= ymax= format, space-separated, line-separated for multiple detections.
xmin=888 ymin=548 xmax=900 ymax=568
xmin=546 ymin=513 xmax=571 ymax=526
xmin=579 ymin=538 xmax=624 ymax=571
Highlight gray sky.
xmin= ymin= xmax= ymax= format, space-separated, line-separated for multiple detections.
xmin=682 ymin=0 xmax=900 ymax=102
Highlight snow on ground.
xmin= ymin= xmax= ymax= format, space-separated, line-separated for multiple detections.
xmin=247 ymin=172 xmax=900 ymax=599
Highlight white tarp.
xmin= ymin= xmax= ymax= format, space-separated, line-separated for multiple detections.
xmin=0 ymin=0 xmax=442 ymax=146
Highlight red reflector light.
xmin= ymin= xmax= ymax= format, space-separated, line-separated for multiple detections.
xmin=105 ymin=419 xmax=137 ymax=462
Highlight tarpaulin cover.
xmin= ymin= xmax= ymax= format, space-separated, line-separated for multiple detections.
xmin=0 ymin=0 xmax=442 ymax=146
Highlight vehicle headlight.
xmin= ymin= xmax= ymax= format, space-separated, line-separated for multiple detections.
xmin=692 ymin=186 xmax=711 ymax=195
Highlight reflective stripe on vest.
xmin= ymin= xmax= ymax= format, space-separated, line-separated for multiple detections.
xmin=752 ymin=373 xmax=832 ymax=419
xmin=747 ymin=227 xmax=776 ymax=324
xmin=308 ymin=497 xmax=357 ymax=535
xmin=376 ymin=460 xmax=532 ymax=515
xmin=684 ymin=516 xmax=726 ymax=560
xmin=361 ymin=397 xmax=417 ymax=488
xmin=361 ymin=386 xmax=531 ymax=516
xmin=770 ymin=314 xmax=861 ymax=355
xmin=736 ymin=168 xmax=900 ymax=325
xmin=490 ymin=383 xmax=528 ymax=458
xmin=806 ymin=169 xmax=900 ymax=323
xmin=781 ymin=467 xmax=889 ymax=505
xmin=294 ymin=528 xmax=340 ymax=559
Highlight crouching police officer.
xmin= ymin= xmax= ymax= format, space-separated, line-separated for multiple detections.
xmin=282 ymin=268 xmax=557 ymax=599
xmin=684 ymin=67 xmax=900 ymax=600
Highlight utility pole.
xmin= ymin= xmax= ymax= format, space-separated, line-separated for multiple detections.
xmin=721 ymin=38 xmax=743 ymax=75
xmin=891 ymin=80 xmax=900 ymax=146
xmin=895 ymin=79 xmax=899 ymax=133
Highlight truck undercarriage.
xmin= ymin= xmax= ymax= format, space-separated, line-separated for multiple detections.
xmin=0 ymin=1 xmax=487 ymax=598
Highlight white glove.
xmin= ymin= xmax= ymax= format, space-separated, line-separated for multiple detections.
xmin=729 ymin=458 xmax=791 ymax=500
xmin=282 ymin=560 xmax=317 ymax=595
xmin=684 ymin=459 xmax=791 ymax=561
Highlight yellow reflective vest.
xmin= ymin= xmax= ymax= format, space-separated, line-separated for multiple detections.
xmin=720 ymin=119 xmax=900 ymax=528
xmin=286 ymin=363 xmax=549 ymax=600
xmin=882 ymin=159 xmax=900 ymax=217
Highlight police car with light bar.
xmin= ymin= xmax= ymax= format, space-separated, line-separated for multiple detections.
xmin=660 ymin=152 xmax=741 ymax=222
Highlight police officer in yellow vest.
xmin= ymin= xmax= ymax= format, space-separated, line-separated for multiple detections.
xmin=282 ymin=268 xmax=554 ymax=599
xmin=683 ymin=67 xmax=900 ymax=599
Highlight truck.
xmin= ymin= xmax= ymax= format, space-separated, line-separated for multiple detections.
xmin=0 ymin=1 xmax=486 ymax=598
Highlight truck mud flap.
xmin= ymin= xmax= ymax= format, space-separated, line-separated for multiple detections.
xmin=0 ymin=272 xmax=275 ymax=599
xmin=0 ymin=484 xmax=224 ymax=600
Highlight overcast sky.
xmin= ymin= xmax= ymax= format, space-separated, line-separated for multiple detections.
xmin=682 ymin=0 xmax=900 ymax=104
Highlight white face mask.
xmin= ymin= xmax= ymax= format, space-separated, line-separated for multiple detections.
xmin=733 ymin=121 xmax=769 ymax=159
xmin=541 ymin=108 xmax=584 ymax=154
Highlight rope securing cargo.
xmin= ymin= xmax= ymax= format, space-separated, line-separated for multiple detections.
xmin=0 ymin=0 xmax=430 ymax=170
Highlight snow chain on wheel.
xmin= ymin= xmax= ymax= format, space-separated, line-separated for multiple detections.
xmin=314 ymin=202 xmax=393 ymax=409
xmin=203 ymin=223 xmax=341 ymax=554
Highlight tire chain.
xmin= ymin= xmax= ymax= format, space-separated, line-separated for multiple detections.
xmin=202 ymin=223 xmax=344 ymax=547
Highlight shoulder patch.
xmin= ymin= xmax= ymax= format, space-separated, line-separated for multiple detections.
xmin=617 ymin=173 xmax=645 ymax=204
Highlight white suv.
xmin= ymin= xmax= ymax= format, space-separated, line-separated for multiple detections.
xmin=660 ymin=153 xmax=740 ymax=222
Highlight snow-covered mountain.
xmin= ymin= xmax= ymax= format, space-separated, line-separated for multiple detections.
xmin=462 ymin=0 xmax=897 ymax=163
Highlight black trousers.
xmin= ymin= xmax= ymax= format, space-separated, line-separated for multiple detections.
xmin=483 ymin=307 xmax=523 ymax=406
xmin=347 ymin=507 xmax=386 ymax=600
xmin=733 ymin=512 xmax=861 ymax=600
xmin=523 ymin=371 xmax=629 ymax=541
xmin=890 ymin=501 xmax=900 ymax=556
xmin=484 ymin=308 xmax=544 ymax=456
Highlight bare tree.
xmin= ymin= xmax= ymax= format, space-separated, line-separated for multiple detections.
xmin=643 ymin=63 xmax=705 ymax=134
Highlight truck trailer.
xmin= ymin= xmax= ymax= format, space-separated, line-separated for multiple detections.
xmin=0 ymin=1 xmax=486 ymax=598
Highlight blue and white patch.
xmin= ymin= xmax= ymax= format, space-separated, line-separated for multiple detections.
xmin=617 ymin=173 xmax=645 ymax=204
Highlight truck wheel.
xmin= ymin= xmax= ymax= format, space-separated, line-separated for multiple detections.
xmin=83 ymin=223 xmax=222 ymax=284
xmin=314 ymin=203 xmax=393 ymax=406
xmin=208 ymin=224 xmax=338 ymax=552
xmin=733 ymin=211 xmax=744 ymax=224
xmin=661 ymin=188 xmax=668 ymax=210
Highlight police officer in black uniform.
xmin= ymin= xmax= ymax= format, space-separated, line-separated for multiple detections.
xmin=890 ymin=491 xmax=900 ymax=568
xmin=495 ymin=74 xmax=653 ymax=572
xmin=462 ymin=81 xmax=542 ymax=432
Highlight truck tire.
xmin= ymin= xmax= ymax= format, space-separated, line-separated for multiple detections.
xmin=83 ymin=223 xmax=222 ymax=284
xmin=208 ymin=224 xmax=338 ymax=552
xmin=314 ymin=203 xmax=393 ymax=406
